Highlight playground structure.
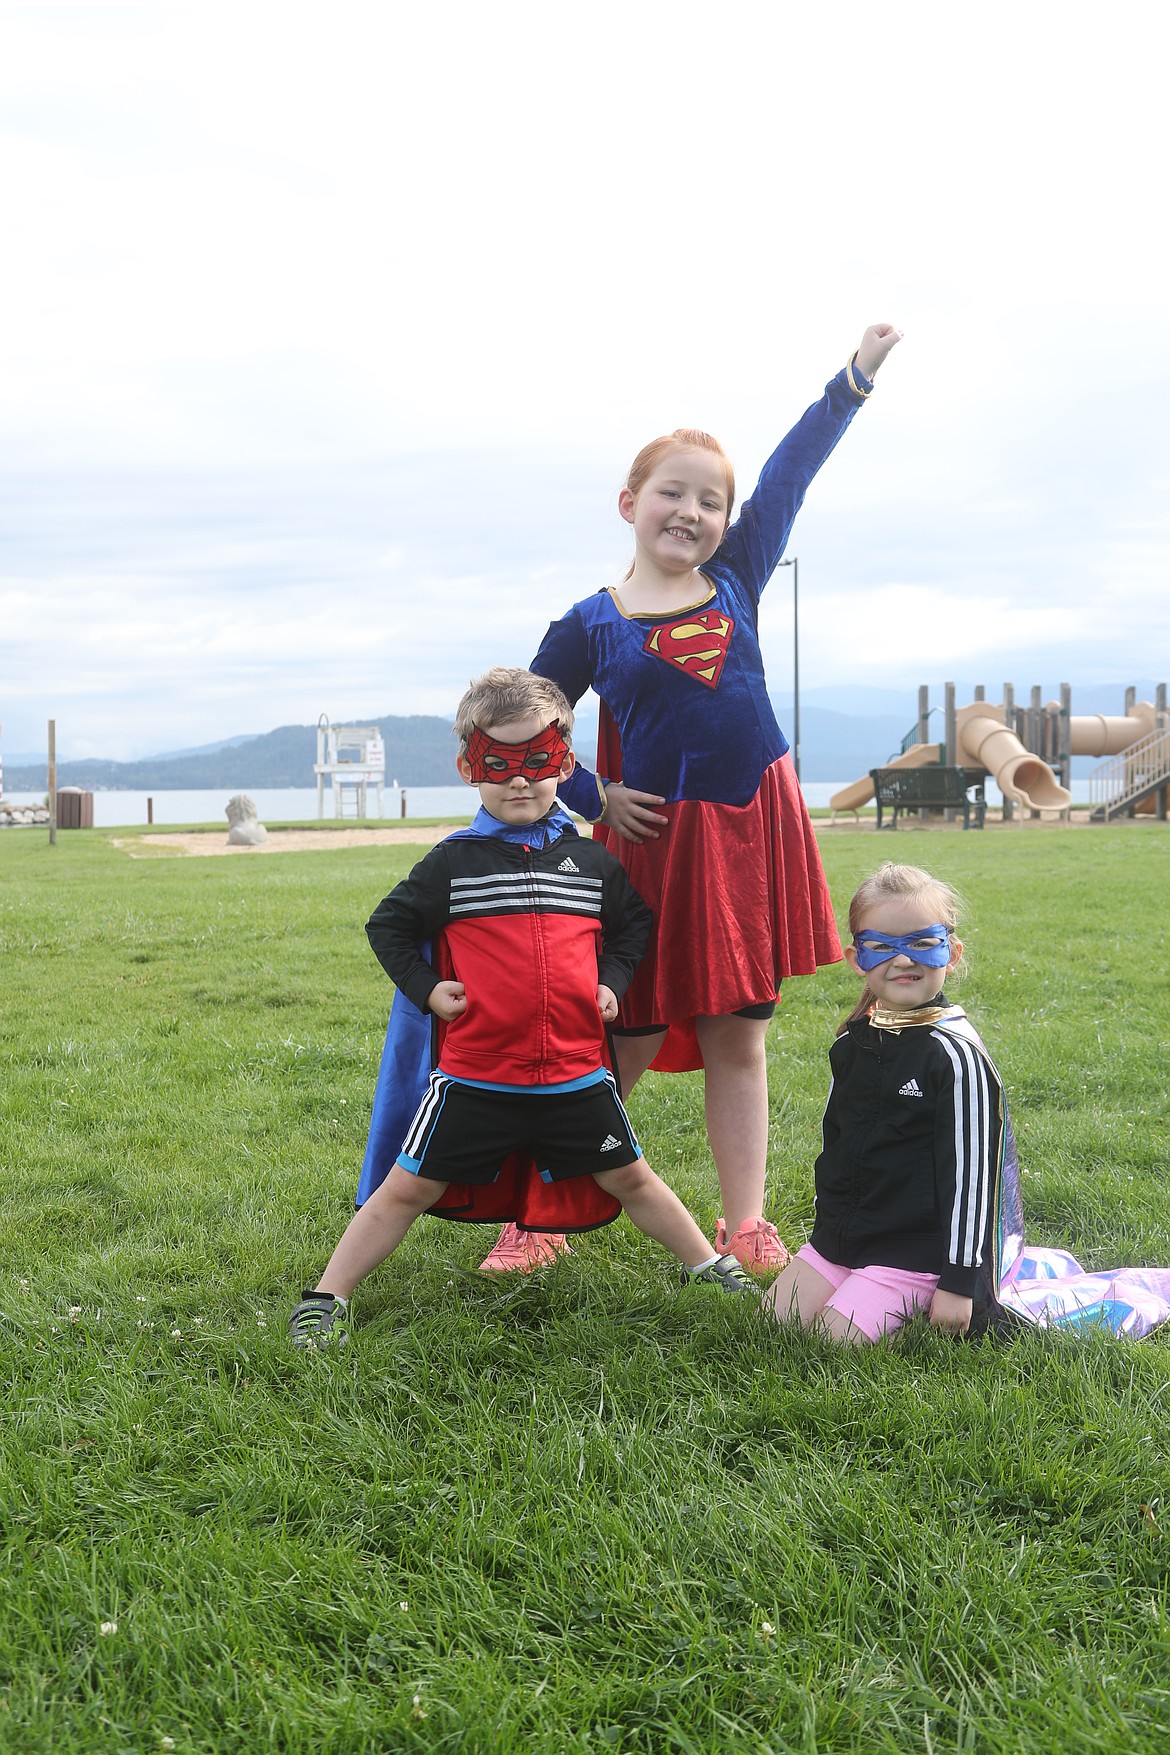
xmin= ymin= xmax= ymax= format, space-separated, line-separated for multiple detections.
xmin=831 ymin=683 xmax=1170 ymax=823
xmin=314 ymin=716 xmax=386 ymax=819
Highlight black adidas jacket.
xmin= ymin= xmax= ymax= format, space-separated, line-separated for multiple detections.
xmin=809 ymin=1007 xmax=1002 ymax=1295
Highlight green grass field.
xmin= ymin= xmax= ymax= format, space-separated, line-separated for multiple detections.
xmin=2 ymin=823 xmax=1168 ymax=1753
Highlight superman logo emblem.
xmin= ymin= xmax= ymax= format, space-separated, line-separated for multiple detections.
xmin=643 ymin=610 xmax=734 ymax=689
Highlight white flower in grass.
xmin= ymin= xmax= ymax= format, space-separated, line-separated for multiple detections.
xmin=136 ymin=1295 xmax=148 ymax=1304
xmin=19 ymin=1278 xmax=29 ymax=1289
xmin=399 ymin=1601 xmax=409 ymax=1612
xmin=99 ymin=1620 xmax=118 ymax=1636
xmin=760 ymin=1621 xmax=776 ymax=1641
xmin=171 ymin=1328 xmax=183 ymax=1339
xmin=69 ymin=1306 xmax=83 ymax=1322
xmin=160 ymin=1740 xmax=176 ymax=1751
xmin=411 ymin=1693 xmax=428 ymax=1721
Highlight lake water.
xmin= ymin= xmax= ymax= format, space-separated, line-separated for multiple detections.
xmin=1 ymin=785 xmax=477 ymax=829
xmin=2 ymin=777 xmax=1008 ymax=829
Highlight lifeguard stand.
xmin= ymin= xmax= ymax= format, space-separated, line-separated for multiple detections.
xmin=314 ymin=715 xmax=385 ymax=819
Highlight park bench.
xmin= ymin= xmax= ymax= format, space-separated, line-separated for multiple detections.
xmin=869 ymin=766 xmax=987 ymax=830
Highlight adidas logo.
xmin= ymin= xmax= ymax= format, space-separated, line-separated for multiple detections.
xmin=898 ymin=1079 xmax=924 ymax=1098
xmin=599 ymin=1133 xmax=622 ymax=1152
xmin=558 ymin=856 xmax=580 ymax=873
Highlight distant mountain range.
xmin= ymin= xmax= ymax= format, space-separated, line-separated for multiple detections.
xmin=4 ymin=706 xmax=916 ymax=791
xmin=4 ymin=681 xmax=1158 ymax=791
xmin=3 ymin=716 xmax=463 ymax=792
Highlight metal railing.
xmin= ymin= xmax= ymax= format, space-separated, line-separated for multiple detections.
xmin=899 ymin=707 xmax=942 ymax=755
xmin=1087 ymin=727 xmax=1170 ymax=819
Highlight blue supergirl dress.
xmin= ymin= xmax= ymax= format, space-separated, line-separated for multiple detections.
xmin=533 ymin=362 xmax=872 ymax=1070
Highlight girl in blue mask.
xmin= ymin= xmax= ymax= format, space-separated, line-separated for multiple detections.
xmin=761 ymin=861 xmax=984 ymax=1343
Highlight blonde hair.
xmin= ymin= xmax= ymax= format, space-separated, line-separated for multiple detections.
xmin=623 ymin=429 xmax=735 ymax=581
xmin=453 ymin=666 xmax=574 ymax=755
xmin=845 ymin=862 xmax=964 ymax=1025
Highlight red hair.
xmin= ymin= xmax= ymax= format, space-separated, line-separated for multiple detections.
xmin=624 ymin=428 xmax=736 ymax=514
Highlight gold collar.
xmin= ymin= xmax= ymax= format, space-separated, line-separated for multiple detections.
xmin=868 ymin=1001 xmax=966 ymax=1034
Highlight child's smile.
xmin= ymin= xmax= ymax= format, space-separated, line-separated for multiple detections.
xmin=619 ymin=448 xmax=730 ymax=575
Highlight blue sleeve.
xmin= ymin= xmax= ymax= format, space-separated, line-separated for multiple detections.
xmin=532 ymin=602 xmax=595 ymax=705
xmin=714 ymin=367 xmax=870 ymax=602
xmin=532 ymin=603 xmax=609 ymax=820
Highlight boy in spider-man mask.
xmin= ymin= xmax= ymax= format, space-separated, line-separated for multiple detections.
xmin=289 ymin=667 xmax=753 ymax=1347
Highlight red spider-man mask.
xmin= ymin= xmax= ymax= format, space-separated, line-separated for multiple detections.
xmin=464 ymin=721 xmax=570 ymax=784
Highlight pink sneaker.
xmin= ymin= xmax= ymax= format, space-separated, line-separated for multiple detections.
xmin=715 ymin=1216 xmax=790 ymax=1275
xmin=478 ymin=1223 xmax=570 ymax=1273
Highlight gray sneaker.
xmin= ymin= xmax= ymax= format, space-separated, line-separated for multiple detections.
xmin=683 ymin=1253 xmax=758 ymax=1294
xmin=288 ymin=1291 xmax=350 ymax=1349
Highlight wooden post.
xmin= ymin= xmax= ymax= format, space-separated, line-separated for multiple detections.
xmin=1028 ymin=686 xmax=1042 ymax=818
xmin=917 ymin=685 xmax=929 ymax=746
xmin=1002 ymin=684 xmax=1015 ymax=822
xmin=400 ymin=788 xmax=407 ymax=820
xmin=1158 ymin=684 xmax=1168 ymax=822
xmin=147 ymin=797 xmax=154 ymax=825
xmin=1059 ymin=683 xmax=1072 ymax=820
xmin=48 ymin=719 xmax=57 ymax=846
xmin=974 ymin=684 xmax=985 ymax=702
xmin=944 ymin=682 xmax=957 ymax=822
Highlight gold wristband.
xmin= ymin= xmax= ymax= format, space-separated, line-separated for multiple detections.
xmin=845 ymin=351 xmax=874 ymax=399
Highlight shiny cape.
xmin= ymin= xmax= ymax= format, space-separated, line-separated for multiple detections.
xmin=355 ymin=805 xmax=621 ymax=1233
xmin=593 ymin=748 xmax=840 ymax=1072
xmin=925 ymin=1008 xmax=1170 ymax=1338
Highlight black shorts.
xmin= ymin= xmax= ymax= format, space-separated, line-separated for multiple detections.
xmin=610 ymin=994 xmax=778 ymax=1036
xmin=396 ymin=1073 xmax=642 ymax=1185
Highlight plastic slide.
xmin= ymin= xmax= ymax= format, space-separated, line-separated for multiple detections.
xmin=953 ymin=707 xmax=1070 ymax=811
xmin=831 ymin=701 xmax=1158 ymax=817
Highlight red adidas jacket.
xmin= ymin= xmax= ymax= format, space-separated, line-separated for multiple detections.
xmin=366 ymin=832 xmax=652 ymax=1087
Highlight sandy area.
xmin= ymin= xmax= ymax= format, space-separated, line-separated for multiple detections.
xmin=111 ymin=806 xmax=1160 ymax=857
xmin=112 ymin=825 xmax=467 ymax=858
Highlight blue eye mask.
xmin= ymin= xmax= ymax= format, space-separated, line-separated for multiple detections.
xmin=852 ymin=925 xmax=952 ymax=972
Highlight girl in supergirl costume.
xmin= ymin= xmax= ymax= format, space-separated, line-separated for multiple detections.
xmin=480 ymin=324 xmax=903 ymax=1276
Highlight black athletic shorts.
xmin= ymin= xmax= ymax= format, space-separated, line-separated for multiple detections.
xmin=610 ymin=994 xmax=778 ymax=1036
xmin=396 ymin=1072 xmax=642 ymax=1185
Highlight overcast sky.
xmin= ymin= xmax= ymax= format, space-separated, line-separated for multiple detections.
xmin=3 ymin=0 xmax=1167 ymax=761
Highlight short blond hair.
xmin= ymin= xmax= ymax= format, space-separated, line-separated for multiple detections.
xmin=453 ymin=667 xmax=574 ymax=754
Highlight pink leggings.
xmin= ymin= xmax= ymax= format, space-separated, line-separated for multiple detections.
xmin=796 ymin=1242 xmax=940 ymax=1341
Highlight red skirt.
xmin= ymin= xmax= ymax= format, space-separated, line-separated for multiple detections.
xmin=594 ymin=755 xmax=842 ymax=1071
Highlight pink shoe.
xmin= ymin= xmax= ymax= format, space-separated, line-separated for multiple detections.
xmin=478 ymin=1222 xmax=570 ymax=1273
xmin=715 ymin=1216 xmax=790 ymax=1275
